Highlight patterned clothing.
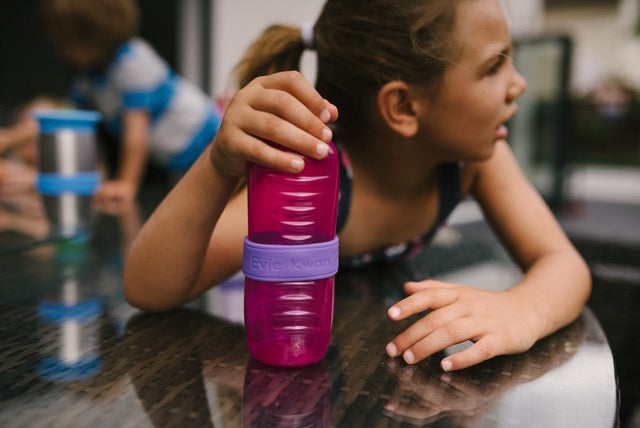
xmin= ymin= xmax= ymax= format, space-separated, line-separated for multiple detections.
xmin=68 ymin=38 xmax=220 ymax=171
xmin=336 ymin=145 xmax=462 ymax=267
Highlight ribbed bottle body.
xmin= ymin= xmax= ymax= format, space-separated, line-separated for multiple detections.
xmin=245 ymin=142 xmax=339 ymax=366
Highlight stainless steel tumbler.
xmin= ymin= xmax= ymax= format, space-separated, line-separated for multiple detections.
xmin=33 ymin=110 xmax=101 ymax=238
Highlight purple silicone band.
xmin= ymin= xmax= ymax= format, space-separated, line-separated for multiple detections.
xmin=242 ymin=236 xmax=339 ymax=282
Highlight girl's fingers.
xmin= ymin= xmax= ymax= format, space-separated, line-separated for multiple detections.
xmin=242 ymin=104 xmax=331 ymax=161
xmin=440 ymin=336 xmax=500 ymax=371
xmin=401 ymin=317 xmax=482 ymax=366
xmin=387 ymin=286 xmax=459 ymax=321
xmin=403 ymin=280 xmax=460 ymax=294
xmin=386 ymin=303 xmax=467 ymax=358
xmin=213 ymin=131 xmax=305 ymax=175
xmin=248 ymin=73 xmax=335 ymax=151
xmin=256 ymin=71 xmax=330 ymax=119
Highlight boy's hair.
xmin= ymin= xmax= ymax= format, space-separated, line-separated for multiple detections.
xmin=40 ymin=0 xmax=139 ymax=58
xmin=233 ymin=0 xmax=465 ymax=142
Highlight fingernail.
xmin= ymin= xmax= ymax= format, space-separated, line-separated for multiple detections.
xmin=388 ymin=306 xmax=400 ymax=319
xmin=321 ymin=126 xmax=332 ymax=142
xmin=403 ymin=350 xmax=415 ymax=364
xmin=386 ymin=342 xmax=398 ymax=357
xmin=291 ymin=158 xmax=304 ymax=171
xmin=319 ymin=109 xmax=331 ymax=123
xmin=316 ymin=142 xmax=329 ymax=158
xmin=441 ymin=359 xmax=453 ymax=372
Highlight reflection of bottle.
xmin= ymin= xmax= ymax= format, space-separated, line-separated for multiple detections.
xmin=37 ymin=240 xmax=103 ymax=382
xmin=243 ymin=358 xmax=330 ymax=427
xmin=243 ymin=143 xmax=339 ymax=367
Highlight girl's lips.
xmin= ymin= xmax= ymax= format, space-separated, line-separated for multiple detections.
xmin=495 ymin=124 xmax=508 ymax=140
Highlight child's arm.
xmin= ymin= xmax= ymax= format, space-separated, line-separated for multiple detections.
xmin=123 ymin=71 xmax=337 ymax=311
xmin=0 ymin=119 xmax=38 ymax=155
xmin=95 ymin=110 xmax=150 ymax=204
xmin=385 ymin=141 xmax=591 ymax=371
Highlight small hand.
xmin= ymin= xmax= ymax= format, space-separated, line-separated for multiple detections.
xmin=385 ymin=280 xmax=540 ymax=371
xmin=95 ymin=179 xmax=137 ymax=207
xmin=209 ymin=71 xmax=338 ymax=178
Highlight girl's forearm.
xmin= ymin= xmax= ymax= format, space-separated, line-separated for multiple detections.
xmin=123 ymin=150 xmax=239 ymax=311
xmin=508 ymin=249 xmax=591 ymax=339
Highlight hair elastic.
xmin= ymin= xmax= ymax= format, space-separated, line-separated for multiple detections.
xmin=301 ymin=21 xmax=315 ymax=50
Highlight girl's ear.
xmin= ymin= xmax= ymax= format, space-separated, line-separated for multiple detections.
xmin=376 ymin=81 xmax=419 ymax=138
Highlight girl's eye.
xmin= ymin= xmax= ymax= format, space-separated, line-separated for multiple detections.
xmin=486 ymin=55 xmax=506 ymax=75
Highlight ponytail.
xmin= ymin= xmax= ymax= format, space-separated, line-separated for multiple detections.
xmin=233 ymin=25 xmax=306 ymax=89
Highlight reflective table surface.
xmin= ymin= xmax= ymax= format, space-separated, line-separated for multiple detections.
xmin=0 ymin=191 xmax=618 ymax=427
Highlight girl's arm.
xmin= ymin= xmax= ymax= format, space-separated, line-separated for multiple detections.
xmin=469 ymin=141 xmax=591 ymax=337
xmin=386 ymin=141 xmax=591 ymax=370
xmin=123 ymin=71 xmax=337 ymax=311
xmin=95 ymin=110 xmax=150 ymax=204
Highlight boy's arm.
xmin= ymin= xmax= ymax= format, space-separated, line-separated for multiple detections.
xmin=96 ymin=110 xmax=150 ymax=203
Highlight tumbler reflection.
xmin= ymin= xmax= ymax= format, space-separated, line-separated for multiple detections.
xmin=37 ymin=239 xmax=104 ymax=382
xmin=243 ymin=358 xmax=330 ymax=427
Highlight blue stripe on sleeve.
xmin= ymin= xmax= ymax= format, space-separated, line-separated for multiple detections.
xmin=168 ymin=108 xmax=221 ymax=171
xmin=122 ymin=72 xmax=177 ymax=121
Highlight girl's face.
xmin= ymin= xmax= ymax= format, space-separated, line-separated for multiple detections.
xmin=419 ymin=0 xmax=526 ymax=161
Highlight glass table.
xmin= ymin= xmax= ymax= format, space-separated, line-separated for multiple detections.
xmin=0 ymin=192 xmax=618 ymax=427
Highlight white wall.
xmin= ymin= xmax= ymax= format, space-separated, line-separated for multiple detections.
xmin=210 ymin=0 xmax=325 ymax=97
xmin=199 ymin=0 xmax=640 ymax=97
xmin=544 ymin=0 xmax=640 ymax=94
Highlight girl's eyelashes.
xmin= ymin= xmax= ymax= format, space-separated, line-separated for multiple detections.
xmin=486 ymin=54 xmax=507 ymax=75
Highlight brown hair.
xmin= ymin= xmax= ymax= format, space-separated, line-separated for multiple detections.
xmin=39 ymin=0 xmax=139 ymax=59
xmin=233 ymin=0 xmax=466 ymax=141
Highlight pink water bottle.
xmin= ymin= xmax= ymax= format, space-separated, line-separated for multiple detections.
xmin=242 ymin=142 xmax=339 ymax=367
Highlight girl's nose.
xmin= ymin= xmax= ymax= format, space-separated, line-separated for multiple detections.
xmin=507 ymin=69 xmax=527 ymax=103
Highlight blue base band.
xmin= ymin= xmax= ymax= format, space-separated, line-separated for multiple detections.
xmin=37 ymin=171 xmax=100 ymax=196
xmin=243 ymin=236 xmax=339 ymax=282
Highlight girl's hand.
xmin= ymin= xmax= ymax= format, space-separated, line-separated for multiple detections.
xmin=209 ymin=71 xmax=338 ymax=178
xmin=385 ymin=280 xmax=542 ymax=371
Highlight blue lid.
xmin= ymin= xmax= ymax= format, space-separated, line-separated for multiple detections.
xmin=32 ymin=109 xmax=102 ymax=133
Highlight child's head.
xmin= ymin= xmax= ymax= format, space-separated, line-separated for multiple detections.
xmin=39 ymin=0 xmax=139 ymax=69
xmin=234 ymin=0 xmax=467 ymax=141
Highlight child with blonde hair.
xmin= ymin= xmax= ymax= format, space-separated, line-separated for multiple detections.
xmin=37 ymin=0 xmax=220 ymax=204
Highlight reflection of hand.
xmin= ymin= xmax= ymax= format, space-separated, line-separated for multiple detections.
xmin=383 ymin=359 xmax=501 ymax=424
xmin=386 ymin=280 xmax=541 ymax=371
xmin=383 ymin=315 xmax=586 ymax=425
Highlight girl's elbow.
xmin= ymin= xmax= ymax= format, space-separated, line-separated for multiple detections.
xmin=122 ymin=267 xmax=173 ymax=312
xmin=578 ymin=254 xmax=592 ymax=302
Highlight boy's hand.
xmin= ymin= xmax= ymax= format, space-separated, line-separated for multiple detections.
xmin=385 ymin=280 xmax=541 ymax=371
xmin=209 ymin=71 xmax=337 ymax=178
xmin=95 ymin=179 xmax=137 ymax=207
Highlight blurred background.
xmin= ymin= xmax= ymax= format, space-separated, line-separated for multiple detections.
xmin=3 ymin=0 xmax=640 ymax=205
xmin=1 ymin=0 xmax=639 ymax=426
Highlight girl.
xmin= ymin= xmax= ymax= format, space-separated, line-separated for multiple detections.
xmin=124 ymin=0 xmax=591 ymax=372
xmin=39 ymin=0 xmax=221 ymax=204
